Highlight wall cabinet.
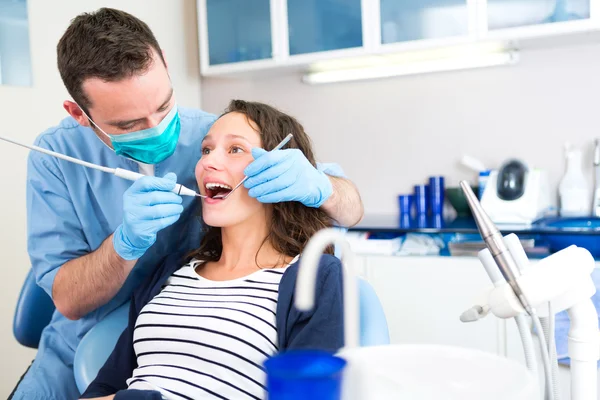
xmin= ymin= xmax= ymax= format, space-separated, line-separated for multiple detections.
xmin=287 ymin=0 xmax=363 ymax=55
xmin=205 ymin=0 xmax=273 ymax=65
xmin=379 ymin=0 xmax=470 ymax=44
xmin=197 ymin=0 xmax=600 ymax=76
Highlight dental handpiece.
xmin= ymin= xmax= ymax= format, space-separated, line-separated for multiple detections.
xmin=459 ymin=181 xmax=533 ymax=313
xmin=0 ymin=135 xmax=199 ymax=197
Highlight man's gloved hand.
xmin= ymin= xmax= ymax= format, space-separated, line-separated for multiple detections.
xmin=113 ymin=172 xmax=184 ymax=260
xmin=114 ymin=389 xmax=163 ymax=399
xmin=244 ymin=148 xmax=333 ymax=208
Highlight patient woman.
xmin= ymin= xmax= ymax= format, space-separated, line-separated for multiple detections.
xmin=81 ymin=100 xmax=344 ymax=400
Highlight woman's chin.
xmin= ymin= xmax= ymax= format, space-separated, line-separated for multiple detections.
xmin=202 ymin=214 xmax=236 ymax=228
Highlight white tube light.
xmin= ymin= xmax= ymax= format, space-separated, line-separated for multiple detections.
xmin=302 ymin=50 xmax=519 ymax=85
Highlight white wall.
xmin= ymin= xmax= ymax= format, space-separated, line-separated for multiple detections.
xmin=201 ymin=41 xmax=600 ymax=216
xmin=0 ymin=0 xmax=202 ymax=396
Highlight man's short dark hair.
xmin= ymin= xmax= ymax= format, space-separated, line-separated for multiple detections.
xmin=57 ymin=8 xmax=166 ymax=111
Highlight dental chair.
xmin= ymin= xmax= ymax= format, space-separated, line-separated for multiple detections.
xmin=15 ymin=269 xmax=390 ymax=394
xmin=13 ymin=270 xmax=55 ymax=348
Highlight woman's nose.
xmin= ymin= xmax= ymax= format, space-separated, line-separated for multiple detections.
xmin=201 ymin=150 xmax=225 ymax=171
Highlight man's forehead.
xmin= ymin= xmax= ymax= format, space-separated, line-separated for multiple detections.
xmin=82 ymin=62 xmax=171 ymax=121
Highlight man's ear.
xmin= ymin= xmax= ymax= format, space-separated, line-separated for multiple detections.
xmin=63 ymin=100 xmax=89 ymax=127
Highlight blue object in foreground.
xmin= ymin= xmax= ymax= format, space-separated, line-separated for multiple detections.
xmin=265 ymin=350 xmax=347 ymax=400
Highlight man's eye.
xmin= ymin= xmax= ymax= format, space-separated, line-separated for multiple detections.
xmin=119 ymin=124 xmax=136 ymax=131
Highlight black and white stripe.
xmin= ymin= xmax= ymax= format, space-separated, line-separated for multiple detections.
xmin=127 ymin=258 xmax=295 ymax=400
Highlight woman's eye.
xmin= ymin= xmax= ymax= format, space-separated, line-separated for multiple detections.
xmin=231 ymin=146 xmax=244 ymax=154
xmin=201 ymin=147 xmax=210 ymax=155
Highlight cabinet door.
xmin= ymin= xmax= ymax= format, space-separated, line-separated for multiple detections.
xmin=380 ymin=0 xmax=470 ymax=44
xmin=487 ymin=0 xmax=590 ymax=30
xmin=206 ymin=0 xmax=273 ymax=65
xmin=364 ymin=256 xmax=501 ymax=355
xmin=287 ymin=0 xmax=363 ymax=55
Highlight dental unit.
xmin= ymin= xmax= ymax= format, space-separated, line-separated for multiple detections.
xmin=294 ymin=181 xmax=600 ymax=400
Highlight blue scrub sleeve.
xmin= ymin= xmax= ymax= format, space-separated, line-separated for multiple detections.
xmin=26 ymin=144 xmax=91 ymax=298
xmin=316 ymin=162 xmax=346 ymax=179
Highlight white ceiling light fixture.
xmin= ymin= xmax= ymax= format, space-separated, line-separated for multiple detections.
xmin=302 ymin=42 xmax=519 ymax=85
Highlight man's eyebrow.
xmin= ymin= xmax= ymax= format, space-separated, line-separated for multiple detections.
xmin=105 ymin=88 xmax=174 ymax=127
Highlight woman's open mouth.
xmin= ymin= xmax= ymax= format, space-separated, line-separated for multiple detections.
xmin=205 ymin=182 xmax=233 ymax=200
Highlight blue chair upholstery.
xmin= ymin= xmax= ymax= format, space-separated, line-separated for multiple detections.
xmin=358 ymin=279 xmax=390 ymax=346
xmin=73 ymin=277 xmax=390 ymax=393
xmin=13 ymin=269 xmax=55 ymax=348
xmin=74 ymin=301 xmax=129 ymax=394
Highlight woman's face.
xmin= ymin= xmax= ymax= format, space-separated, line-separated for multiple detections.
xmin=195 ymin=112 xmax=265 ymax=227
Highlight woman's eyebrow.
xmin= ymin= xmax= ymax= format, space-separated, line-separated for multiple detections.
xmin=224 ymin=134 xmax=252 ymax=145
xmin=201 ymin=133 xmax=253 ymax=145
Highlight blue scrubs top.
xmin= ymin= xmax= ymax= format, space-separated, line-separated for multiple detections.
xmin=19 ymin=107 xmax=216 ymax=399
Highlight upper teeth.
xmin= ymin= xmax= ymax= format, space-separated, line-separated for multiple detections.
xmin=206 ymin=182 xmax=232 ymax=190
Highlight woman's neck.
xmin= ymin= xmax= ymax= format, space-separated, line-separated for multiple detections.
xmin=217 ymin=210 xmax=290 ymax=271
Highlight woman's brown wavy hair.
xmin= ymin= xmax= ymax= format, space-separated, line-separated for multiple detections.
xmin=187 ymin=100 xmax=333 ymax=266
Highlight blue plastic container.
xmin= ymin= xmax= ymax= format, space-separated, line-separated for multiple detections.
xmin=265 ymin=350 xmax=347 ymax=400
xmin=414 ymin=185 xmax=429 ymax=215
xmin=398 ymin=194 xmax=414 ymax=217
xmin=428 ymin=176 xmax=445 ymax=216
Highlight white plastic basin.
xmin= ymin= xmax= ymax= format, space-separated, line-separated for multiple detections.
xmin=338 ymin=344 xmax=538 ymax=400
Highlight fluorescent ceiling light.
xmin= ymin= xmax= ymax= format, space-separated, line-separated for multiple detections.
xmin=303 ymin=43 xmax=519 ymax=85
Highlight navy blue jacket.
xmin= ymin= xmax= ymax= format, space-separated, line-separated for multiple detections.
xmin=81 ymin=252 xmax=344 ymax=398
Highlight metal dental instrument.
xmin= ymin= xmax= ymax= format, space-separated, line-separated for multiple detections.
xmin=459 ymin=180 xmax=533 ymax=313
xmin=212 ymin=133 xmax=294 ymax=200
xmin=0 ymin=135 xmax=203 ymax=198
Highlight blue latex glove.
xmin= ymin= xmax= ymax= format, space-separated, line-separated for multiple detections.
xmin=114 ymin=389 xmax=163 ymax=399
xmin=244 ymin=148 xmax=333 ymax=208
xmin=113 ymin=172 xmax=184 ymax=260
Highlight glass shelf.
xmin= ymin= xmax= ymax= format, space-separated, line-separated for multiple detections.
xmin=350 ymin=215 xmax=600 ymax=236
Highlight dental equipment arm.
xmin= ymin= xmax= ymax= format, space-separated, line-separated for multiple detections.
xmin=295 ymin=228 xmax=360 ymax=349
xmin=0 ymin=135 xmax=199 ymax=197
xmin=461 ymin=182 xmax=555 ymax=400
xmin=460 ymin=180 xmax=600 ymax=400
xmin=460 ymin=181 xmax=532 ymax=313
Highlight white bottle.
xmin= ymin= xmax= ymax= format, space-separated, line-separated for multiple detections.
xmin=559 ymin=143 xmax=590 ymax=217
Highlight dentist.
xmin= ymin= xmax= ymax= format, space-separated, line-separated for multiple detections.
xmin=10 ymin=7 xmax=363 ymax=400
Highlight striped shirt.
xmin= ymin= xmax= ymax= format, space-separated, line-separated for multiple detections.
xmin=126 ymin=257 xmax=297 ymax=400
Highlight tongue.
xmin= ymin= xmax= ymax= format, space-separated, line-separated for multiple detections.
xmin=212 ymin=188 xmax=231 ymax=198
